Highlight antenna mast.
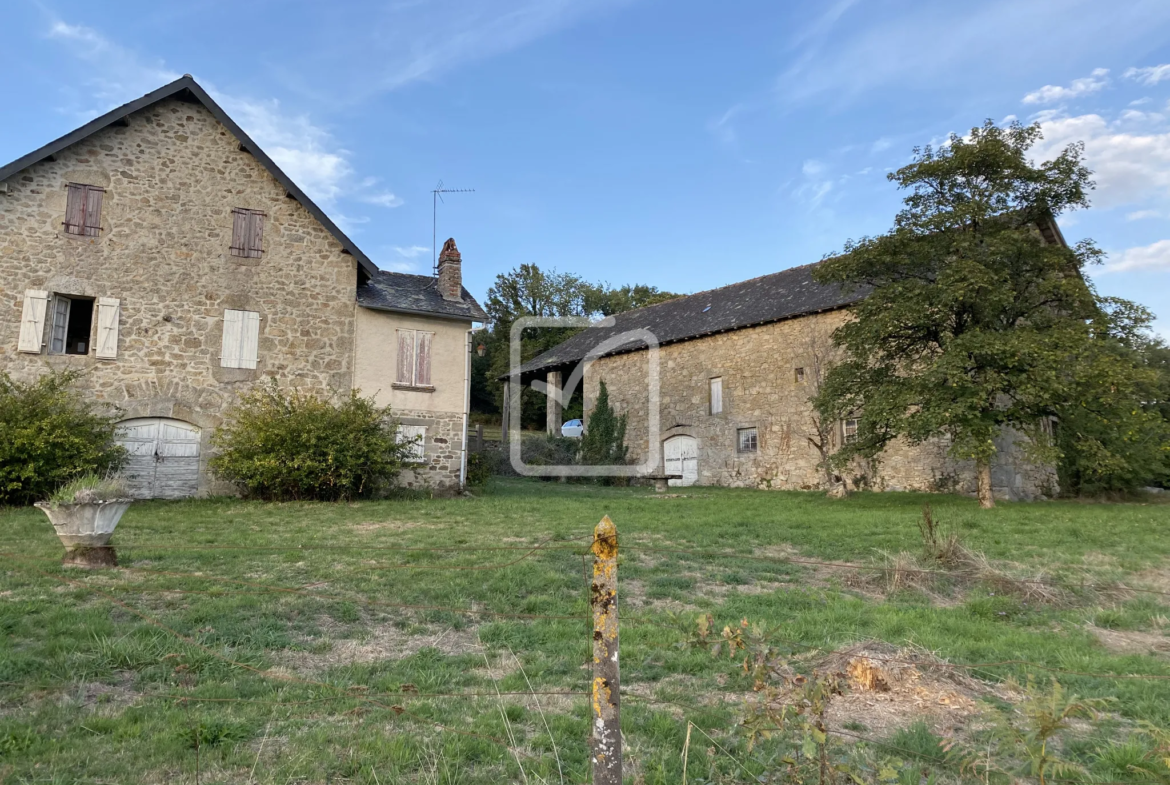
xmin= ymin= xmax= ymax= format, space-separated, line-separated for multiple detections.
xmin=432 ymin=180 xmax=475 ymax=274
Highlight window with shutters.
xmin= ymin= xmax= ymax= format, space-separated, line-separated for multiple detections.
xmin=230 ymin=208 xmax=265 ymax=258
xmin=395 ymin=329 xmax=434 ymax=389
xmin=709 ymin=377 xmax=723 ymax=415
xmin=220 ymin=309 xmax=261 ymax=369
xmin=63 ymin=183 xmax=104 ymax=237
xmin=737 ymin=427 xmax=758 ymax=453
xmin=397 ymin=424 xmax=427 ymax=463
xmin=47 ymin=294 xmax=95 ymax=355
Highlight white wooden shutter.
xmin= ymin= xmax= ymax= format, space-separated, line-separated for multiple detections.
xmin=709 ymin=377 xmax=723 ymax=415
xmin=415 ymin=331 xmax=433 ymax=386
xmin=398 ymin=424 xmax=427 ymax=462
xmin=18 ymin=290 xmax=50 ymax=353
xmin=50 ymin=296 xmax=70 ymax=354
xmin=239 ymin=310 xmax=260 ymax=369
xmin=220 ymin=309 xmax=243 ymax=368
xmin=396 ymin=329 xmax=415 ymax=384
xmin=94 ymin=297 xmax=121 ymax=359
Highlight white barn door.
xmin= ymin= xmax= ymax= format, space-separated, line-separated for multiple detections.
xmin=116 ymin=418 xmax=201 ymax=499
xmin=664 ymin=435 xmax=698 ymax=487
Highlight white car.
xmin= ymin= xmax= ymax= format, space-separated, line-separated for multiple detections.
xmin=560 ymin=419 xmax=584 ymax=438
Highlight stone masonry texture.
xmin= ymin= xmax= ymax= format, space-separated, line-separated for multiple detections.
xmin=581 ymin=310 xmax=1057 ymax=500
xmin=0 ymin=98 xmax=360 ymax=495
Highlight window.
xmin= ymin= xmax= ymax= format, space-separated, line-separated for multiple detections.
xmin=230 ymin=208 xmax=266 ymax=258
xmin=398 ymin=424 xmax=427 ymax=462
xmin=64 ymin=183 xmax=104 ymax=237
xmin=396 ymin=329 xmax=434 ymax=388
xmin=709 ymin=377 xmax=723 ymax=414
xmin=220 ymin=309 xmax=260 ymax=369
xmin=737 ymin=427 xmax=758 ymax=453
xmin=843 ymin=418 xmax=860 ymax=444
xmin=49 ymin=294 xmax=94 ymax=355
xmin=794 ymin=367 xmax=806 ymax=384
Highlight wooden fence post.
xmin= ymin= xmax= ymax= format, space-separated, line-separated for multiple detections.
xmin=591 ymin=515 xmax=621 ymax=785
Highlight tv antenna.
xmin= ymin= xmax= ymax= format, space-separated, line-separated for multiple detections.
xmin=432 ymin=180 xmax=475 ymax=274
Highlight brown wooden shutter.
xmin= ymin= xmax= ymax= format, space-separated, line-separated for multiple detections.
xmin=247 ymin=211 xmax=265 ymax=257
xmin=64 ymin=184 xmax=86 ymax=235
xmin=82 ymin=186 xmax=104 ymax=236
xmin=230 ymin=209 xmax=248 ymax=256
xmin=415 ymin=331 xmax=432 ymax=386
xmin=396 ymin=330 xmax=415 ymax=384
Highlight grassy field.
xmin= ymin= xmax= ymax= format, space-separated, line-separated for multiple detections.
xmin=1 ymin=479 xmax=1169 ymax=784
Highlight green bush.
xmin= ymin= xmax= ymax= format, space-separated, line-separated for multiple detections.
xmin=210 ymin=384 xmax=411 ymax=501
xmin=520 ymin=434 xmax=579 ymax=474
xmin=0 ymin=371 xmax=125 ymax=507
xmin=465 ymin=450 xmax=496 ymax=487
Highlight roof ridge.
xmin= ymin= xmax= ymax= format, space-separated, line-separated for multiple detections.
xmin=0 ymin=75 xmax=378 ymax=276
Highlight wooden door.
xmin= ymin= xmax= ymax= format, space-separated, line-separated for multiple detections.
xmin=116 ymin=418 xmax=201 ymax=499
xmin=664 ymin=435 xmax=699 ymax=487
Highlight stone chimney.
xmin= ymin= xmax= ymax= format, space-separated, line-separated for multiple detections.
xmin=437 ymin=237 xmax=463 ymax=302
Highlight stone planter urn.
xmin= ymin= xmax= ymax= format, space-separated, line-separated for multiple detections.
xmin=35 ymin=500 xmax=132 ymax=567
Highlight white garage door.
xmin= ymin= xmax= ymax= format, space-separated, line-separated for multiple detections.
xmin=664 ymin=435 xmax=698 ymax=487
xmin=116 ymin=418 xmax=201 ymax=499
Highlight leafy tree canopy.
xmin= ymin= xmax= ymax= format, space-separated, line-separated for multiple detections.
xmin=812 ymin=120 xmax=1142 ymax=506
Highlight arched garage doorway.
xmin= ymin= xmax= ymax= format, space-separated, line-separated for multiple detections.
xmin=116 ymin=418 xmax=201 ymax=499
xmin=664 ymin=435 xmax=698 ymax=487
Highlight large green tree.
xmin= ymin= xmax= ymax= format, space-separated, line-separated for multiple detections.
xmin=813 ymin=121 xmax=1107 ymax=508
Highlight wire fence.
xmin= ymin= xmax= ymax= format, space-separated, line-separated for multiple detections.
xmin=2 ymin=519 xmax=1169 ymax=785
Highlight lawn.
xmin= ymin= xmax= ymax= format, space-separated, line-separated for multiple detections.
xmin=1 ymin=479 xmax=1168 ymax=784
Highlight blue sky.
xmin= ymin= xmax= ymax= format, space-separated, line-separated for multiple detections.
xmin=3 ymin=0 xmax=1170 ymax=337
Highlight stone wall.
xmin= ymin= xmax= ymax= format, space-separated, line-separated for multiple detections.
xmin=394 ymin=409 xmax=466 ymax=492
xmin=581 ymin=310 xmax=1056 ymax=500
xmin=0 ymin=98 xmax=359 ymax=495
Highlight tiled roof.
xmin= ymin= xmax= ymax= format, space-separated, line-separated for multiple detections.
xmin=516 ymin=262 xmax=866 ymax=376
xmin=358 ymin=271 xmax=487 ymax=321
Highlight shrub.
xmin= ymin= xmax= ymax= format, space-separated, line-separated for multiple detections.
xmin=520 ymin=434 xmax=579 ymax=478
xmin=210 ymin=384 xmax=411 ymax=501
xmin=0 ymin=371 xmax=125 ymax=507
xmin=465 ymin=450 xmax=496 ymax=487
xmin=579 ymin=379 xmax=628 ymax=467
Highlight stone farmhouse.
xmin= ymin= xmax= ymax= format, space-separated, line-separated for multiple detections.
xmin=0 ymin=76 xmax=485 ymax=498
xmin=517 ymin=263 xmax=1056 ymax=501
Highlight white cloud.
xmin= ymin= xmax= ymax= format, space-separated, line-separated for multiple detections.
xmin=794 ymin=159 xmax=835 ymax=206
xmin=1022 ymin=68 xmax=1109 ymax=105
xmin=392 ymin=245 xmax=431 ymax=259
xmin=1126 ymin=209 xmax=1162 ymax=220
xmin=1102 ymin=239 xmax=1170 ymax=272
xmin=360 ymin=192 xmax=405 ymax=208
xmin=1031 ymin=112 xmax=1170 ymax=208
xmin=45 ymin=20 xmax=402 ymax=212
xmin=1125 ymin=64 xmax=1170 ymax=85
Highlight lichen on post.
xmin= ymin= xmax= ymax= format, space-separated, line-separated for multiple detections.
xmin=590 ymin=515 xmax=620 ymax=785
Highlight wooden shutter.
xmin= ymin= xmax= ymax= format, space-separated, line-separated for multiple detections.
xmin=239 ymin=310 xmax=260 ymax=369
xmin=398 ymin=424 xmax=427 ymax=462
xmin=709 ymin=377 xmax=723 ymax=414
xmin=230 ymin=210 xmax=248 ymax=256
xmin=396 ymin=329 xmax=415 ymax=384
xmin=220 ymin=309 xmax=243 ymax=367
xmin=94 ymin=297 xmax=121 ymax=359
xmin=17 ymin=290 xmax=50 ymax=353
xmin=82 ymin=186 xmax=104 ymax=236
xmin=246 ymin=211 xmax=265 ymax=258
xmin=64 ymin=184 xmax=86 ymax=235
xmin=415 ymin=331 xmax=433 ymax=387
xmin=50 ymin=296 xmax=70 ymax=354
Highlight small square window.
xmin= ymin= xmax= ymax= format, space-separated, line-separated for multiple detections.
xmin=843 ymin=418 xmax=860 ymax=444
xmin=794 ymin=367 xmax=806 ymax=383
xmin=737 ymin=427 xmax=758 ymax=453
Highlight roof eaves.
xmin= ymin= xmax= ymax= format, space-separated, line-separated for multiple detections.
xmin=0 ymin=75 xmax=379 ymax=278
xmin=358 ymin=302 xmax=485 ymax=322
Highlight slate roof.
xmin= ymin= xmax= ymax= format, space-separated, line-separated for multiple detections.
xmin=515 ymin=262 xmax=867 ymax=377
xmin=0 ymin=75 xmax=380 ymax=277
xmin=358 ymin=271 xmax=487 ymax=321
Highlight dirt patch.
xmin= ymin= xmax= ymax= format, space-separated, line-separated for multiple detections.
xmin=278 ymin=616 xmax=480 ymax=673
xmin=1087 ymin=625 xmax=1170 ymax=657
xmin=350 ymin=520 xmax=432 ymax=533
xmin=815 ymin=642 xmax=1007 ymax=739
xmin=1133 ymin=564 xmax=1170 ymax=594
